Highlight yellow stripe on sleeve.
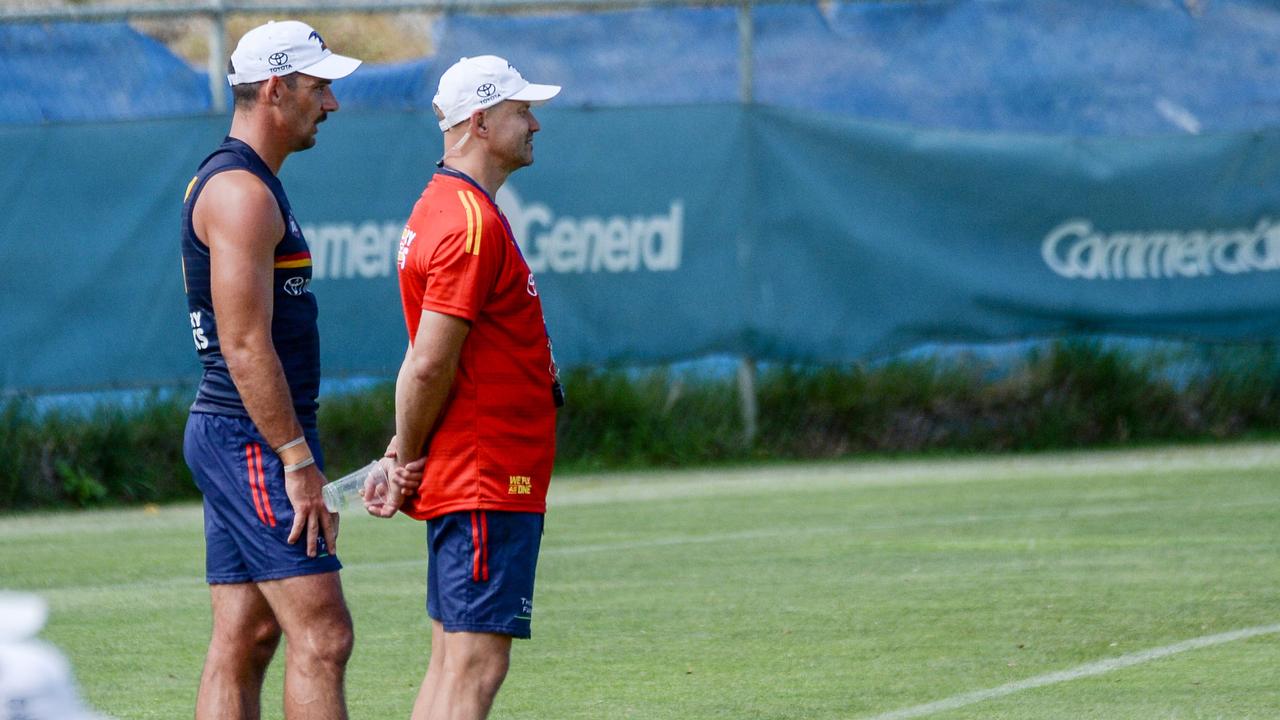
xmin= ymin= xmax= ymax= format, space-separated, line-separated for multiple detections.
xmin=184 ymin=176 xmax=199 ymax=202
xmin=465 ymin=192 xmax=484 ymax=255
xmin=457 ymin=190 xmax=475 ymax=254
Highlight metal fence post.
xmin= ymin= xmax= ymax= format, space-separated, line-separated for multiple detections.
xmin=737 ymin=356 xmax=759 ymax=445
xmin=737 ymin=0 xmax=758 ymax=446
xmin=207 ymin=2 xmax=227 ymax=113
xmin=737 ymin=0 xmax=754 ymax=105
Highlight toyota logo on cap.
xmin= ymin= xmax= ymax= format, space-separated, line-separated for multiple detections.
xmin=269 ymin=52 xmax=289 ymax=66
xmin=476 ymin=83 xmax=497 ymax=99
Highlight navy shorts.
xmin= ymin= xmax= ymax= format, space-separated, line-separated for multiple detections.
xmin=184 ymin=412 xmax=341 ymax=584
xmin=427 ymin=510 xmax=544 ymax=639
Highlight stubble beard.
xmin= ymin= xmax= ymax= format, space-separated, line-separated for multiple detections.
xmin=293 ymin=114 xmax=325 ymax=152
xmin=516 ymin=136 xmax=535 ymax=168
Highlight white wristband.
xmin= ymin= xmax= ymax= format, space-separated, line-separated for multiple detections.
xmin=283 ymin=456 xmax=315 ymax=473
xmin=275 ymin=435 xmax=306 ymax=454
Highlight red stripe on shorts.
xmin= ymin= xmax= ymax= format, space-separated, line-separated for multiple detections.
xmin=252 ymin=443 xmax=277 ymax=527
xmin=245 ymin=444 xmax=268 ymax=525
xmin=470 ymin=511 xmax=482 ymax=582
xmin=479 ymin=511 xmax=490 ymax=582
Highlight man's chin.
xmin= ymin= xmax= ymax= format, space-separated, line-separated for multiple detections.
xmin=502 ymin=154 xmax=534 ymax=172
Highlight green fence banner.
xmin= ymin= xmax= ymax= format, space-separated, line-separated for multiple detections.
xmin=3 ymin=106 xmax=1279 ymax=392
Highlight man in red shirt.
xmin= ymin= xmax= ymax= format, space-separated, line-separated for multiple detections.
xmin=379 ymin=55 xmax=561 ymax=720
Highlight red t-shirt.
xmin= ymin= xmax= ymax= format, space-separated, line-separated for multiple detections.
xmin=396 ymin=170 xmax=557 ymax=520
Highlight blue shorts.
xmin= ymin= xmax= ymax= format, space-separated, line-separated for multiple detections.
xmin=184 ymin=412 xmax=341 ymax=584
xmin=427 ymin=510 xmax=544 ymax=639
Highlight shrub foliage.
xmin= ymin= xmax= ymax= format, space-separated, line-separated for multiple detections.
xmin=3 ymin=340 xmax=1279 ymax=509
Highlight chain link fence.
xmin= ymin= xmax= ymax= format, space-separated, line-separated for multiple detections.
xmin=0 ymin=0 xmax=775 ymax=112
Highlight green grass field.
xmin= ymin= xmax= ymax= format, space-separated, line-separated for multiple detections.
xmin=2 ymin=443 xmax=1278 ymax=719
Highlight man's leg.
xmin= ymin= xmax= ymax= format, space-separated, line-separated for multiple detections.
xmin=410 ymin=620 xmax=448 ymax=720
xmin=196 ymin=583 xmax=282 ymax=720
xmin=257 ymin=571 xmax=354 ymax=720
xmin=414 ymin=511 xmax=542 ymax=720
xmin=423 ymin=630 xmax=512 ymax=720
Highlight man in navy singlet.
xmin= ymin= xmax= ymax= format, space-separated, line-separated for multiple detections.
xmin=179 ymin=20 xmax=366 ymax=720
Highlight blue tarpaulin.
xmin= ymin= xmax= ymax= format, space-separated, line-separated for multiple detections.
xmin=331 ymin=0 xmax=1280 ymax=134
xmin=6 ymin=2 xmax=1280 ymax=132
xmin=0 ymin=22 xmax=209 ymax=123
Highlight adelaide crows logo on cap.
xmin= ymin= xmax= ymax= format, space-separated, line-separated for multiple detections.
xmin=308 ymin=30 xmax=328 ymax=50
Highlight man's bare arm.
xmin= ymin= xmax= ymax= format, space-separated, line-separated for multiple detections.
xmin=196 ymin=170 xmax=336 ymax=556
xmin=387 ymin=310 xmax=470 ymax=507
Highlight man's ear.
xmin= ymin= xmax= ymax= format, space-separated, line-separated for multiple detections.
xmin=263 ymin=76 xmax=283 ymax=105
xmin=470 ymin=110 xmax=488 ymax=136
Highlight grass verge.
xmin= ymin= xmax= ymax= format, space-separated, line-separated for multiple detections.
xmin=2 ymin=444 xmax=1277 ymax=718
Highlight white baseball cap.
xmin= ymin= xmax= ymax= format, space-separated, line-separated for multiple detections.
xmin=433 ymin=55 xmax=561 ymax=131
xmin=227 ymin=20 xmax=361 ymax=86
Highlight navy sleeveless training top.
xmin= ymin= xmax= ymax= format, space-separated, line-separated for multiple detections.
xmin=180 ymin=137 xmax=320 ymax=424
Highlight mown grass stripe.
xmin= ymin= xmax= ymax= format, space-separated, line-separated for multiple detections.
xmin=27 ymin=494 xmax=1273 ymax=602
xmin=5 ymin=442 xmax=1279 ymax=539
xmin=862 ymin=623 xmax=1280 ymax=720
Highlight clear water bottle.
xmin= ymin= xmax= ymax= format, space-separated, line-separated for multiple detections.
xmin=321 ymin=460 xmax=386 ymax=512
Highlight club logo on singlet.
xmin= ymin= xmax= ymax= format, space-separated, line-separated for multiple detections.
xmin=526 ymin=273 xmax=538 ymax=297
xmin=283 ymin=277 xmax=309 ymax=296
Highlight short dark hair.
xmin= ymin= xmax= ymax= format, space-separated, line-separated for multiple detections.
xmin=227 ymin=59 xmax=297 ymax=108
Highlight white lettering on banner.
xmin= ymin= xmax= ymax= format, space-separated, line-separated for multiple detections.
xmin=495 ymin=185 xmax=684 ymax=274
xmin=1041 ymin=218 xmax=1280 ymax=280
xmin=302 ymin=189 xmax=684 ymax=281
xmin=303 ymin=222 xmax=402 ymax=280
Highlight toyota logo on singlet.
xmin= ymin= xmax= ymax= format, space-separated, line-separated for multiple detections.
xmin=269 ymin=52 xmax=289 ymax=67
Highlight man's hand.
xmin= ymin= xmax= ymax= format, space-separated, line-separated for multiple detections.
xmin=364 ymin=438 xmax=400 ymax=518
xmin=384 ymin=435 xmax=425 ymax=499
xmin=388 ymin=457 xmax=426 ymax=507
xmin=363 ymin=457 xmax=395 ymax=518
xmin=285 ymin=464 xmax=337 ymax=556
xmin=365 ymin=448 xmax=426 ymax=518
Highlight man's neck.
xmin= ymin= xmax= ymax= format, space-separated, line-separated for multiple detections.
xmin=442 ymin=156 xmax=509 ymax=198
xmin=228 ymin=114 xmax=286 ymax=175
